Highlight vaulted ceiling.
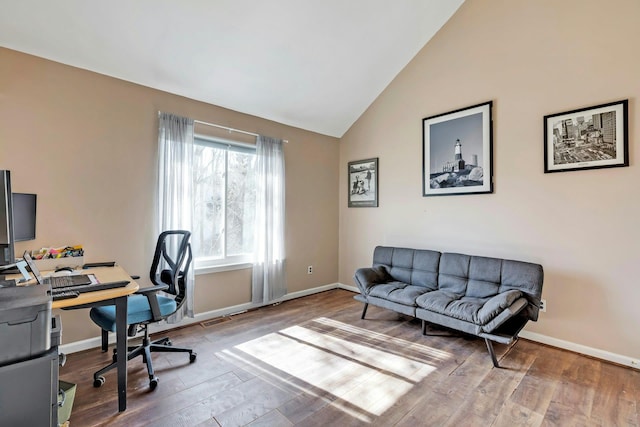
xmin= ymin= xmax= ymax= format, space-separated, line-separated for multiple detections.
xmin=0 ymin=0 xmax=464 ymax=137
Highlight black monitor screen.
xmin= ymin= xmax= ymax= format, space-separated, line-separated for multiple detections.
xmin=12 ymin=193 xmax=37 ymax=241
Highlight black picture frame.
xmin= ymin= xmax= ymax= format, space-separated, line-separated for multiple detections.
xmin=422 ymin=101 xmax=493 ymax=196
xmin=544 ymin=100 xmax=628 ymax=173
xmin=348 ymin=158 xmax=378 ymax=207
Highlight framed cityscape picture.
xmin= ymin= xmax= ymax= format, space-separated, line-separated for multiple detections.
xmin=422 ymin=101 xmax=493 ymax=196
xmin=348 ymin=157 xmax=378 ymax=207
xmin=544 ymin=100 xmax=628 ymax=173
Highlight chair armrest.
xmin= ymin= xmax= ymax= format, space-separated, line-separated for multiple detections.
xmin=135 ymin=284 xmax=169 ymax=321
xmin=135 ymin=283 xmax=169 ymax=294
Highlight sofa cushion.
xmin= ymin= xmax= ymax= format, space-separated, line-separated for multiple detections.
xmin=500 ymin=260 xmax=543 ymax=297
xmin=438 ymin=253 xmax=471 ymax=295
xmin=416 ymin=289 xmax=524 ymax=326
xmin=500 ymin=260 xmax=544 ymax=321
xmin=410 ymin=249 xmax=440 ymax=289
xmin=387 ymin=248 xmax=415 ymax=283
xmin=368 ymin=281 xmax=430 ymax=306
xmin=416 ymin=290 xmax=486 ymax=323
xmin=373 ymin=246 xmax=440 ymax=289
xmin=373 ymin=246 xmax=394 ymax=268
xmin=466 ymin=256 xmax=502 ymax=298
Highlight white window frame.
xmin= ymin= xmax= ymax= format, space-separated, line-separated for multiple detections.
xmin=193 ymin=134 xmax=256 ymax=274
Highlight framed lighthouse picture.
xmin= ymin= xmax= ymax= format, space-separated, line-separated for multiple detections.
xmin=422 ymin=101 xmax=493 ymax=196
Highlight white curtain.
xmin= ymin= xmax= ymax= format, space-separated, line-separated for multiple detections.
xmin=252 ymin=135 xmax=286 ymax=304
xmin=157 ymin=112 xmax=195 ymax=320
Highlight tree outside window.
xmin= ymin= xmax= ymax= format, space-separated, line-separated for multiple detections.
xmin=192 ymin=137 xmax=256 ymax=268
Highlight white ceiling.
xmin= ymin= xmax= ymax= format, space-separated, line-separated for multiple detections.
xmin=0 ymin=0 xmax=464 ymax=138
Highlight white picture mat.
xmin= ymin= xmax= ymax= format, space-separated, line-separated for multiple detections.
xmin=545 ymin=103 xmax=625 ymax=171
xmin=423 ymin=103 xmax=492 ymax=195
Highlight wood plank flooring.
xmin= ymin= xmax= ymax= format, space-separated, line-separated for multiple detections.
xmin=60 ymin=289 xmax=640 ymax=426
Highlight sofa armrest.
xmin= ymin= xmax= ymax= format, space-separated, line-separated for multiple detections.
xmin=477 ymin=290 xmax=524 ymax=325
xmin=477 ymin=290 xmax=529 ymax=334
xmin=354 ymin=266 xmax=388 ymax=295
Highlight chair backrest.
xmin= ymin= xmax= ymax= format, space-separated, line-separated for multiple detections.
xmin=150 ymin=230 xmax=192 ymax=309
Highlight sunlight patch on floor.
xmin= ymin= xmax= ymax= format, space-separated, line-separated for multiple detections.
xmin=230 ymin=319 xmax=443 ymax=421
xmin=313 ymin=317 xmax=452 ymax=361
xmin=279 ymin=325 xmax=428 ymax=378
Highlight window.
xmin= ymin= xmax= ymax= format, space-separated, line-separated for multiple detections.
xmin=192 ymin=136 xmax=256 ymax=270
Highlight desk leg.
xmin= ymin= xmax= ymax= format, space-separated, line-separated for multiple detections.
xmin=115 ymin=296 xmax=128 ymax=412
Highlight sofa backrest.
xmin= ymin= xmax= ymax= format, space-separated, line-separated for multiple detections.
xmin=373 ymin=246 xmax=440 ymax=290
xmin=372 ymin=246 xmax=544 ymax=320
xmin=440 ymin=253 xmax=544 ymax=320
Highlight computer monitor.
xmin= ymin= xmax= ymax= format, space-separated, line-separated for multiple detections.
xmin=0 ymin=170 xmax=14 ymax=265
xmin=12 ymin=193 xmax=37 ymax=242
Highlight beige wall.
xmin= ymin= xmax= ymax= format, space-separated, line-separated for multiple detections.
xmin=2 ymin=0 xmax=638 ymax=360
xmin=339 ymin=0 xmax=640 ymax=360
xmin=0 ymin=48 xmax=339 ymax=343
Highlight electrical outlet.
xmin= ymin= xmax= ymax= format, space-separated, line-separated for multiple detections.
xmin=540 ymin=299 xmax=546 ymax=312
xmin=307 ymin=265 xmax=313 ymax=274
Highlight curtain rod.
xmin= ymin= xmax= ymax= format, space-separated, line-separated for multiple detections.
xmin=157 ymin=112 xmax=289 ymax=142
xmin=194 ymin=119 xmax=289 ymax=143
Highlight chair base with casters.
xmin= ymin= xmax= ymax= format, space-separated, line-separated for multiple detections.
xmin=92 ymin=322 xmax=197 ymax=390
xmin=90 ymin=289 xmax=197 ymax=390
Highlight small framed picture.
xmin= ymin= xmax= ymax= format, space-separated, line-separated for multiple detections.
xmin=423 ymin=101 xmax=493 ymax=196
xmin=544 ymin=100 xmax=628 ymax=173
xmin=348 ymin=158 xmax=378 ymax=207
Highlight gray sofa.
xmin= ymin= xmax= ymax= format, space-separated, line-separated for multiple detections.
xmin=353 ymin=246 xmax=544 ymax=367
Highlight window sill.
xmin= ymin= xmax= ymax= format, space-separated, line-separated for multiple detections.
xmin=195 ymin=262 xmax=253 ymax=275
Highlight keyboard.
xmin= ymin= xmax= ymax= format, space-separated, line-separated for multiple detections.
xmin=45 ymin=275 xmax=92 ymax=289
xmin=55 ymin=280 xmax=130 ymax=294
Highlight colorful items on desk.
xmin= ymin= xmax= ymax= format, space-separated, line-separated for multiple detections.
xmin=30 ymin=245 xmax=84 ymax=260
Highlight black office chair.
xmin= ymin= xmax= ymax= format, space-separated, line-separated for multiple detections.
xmin=89 ymin=230 xmax=197 ymax=390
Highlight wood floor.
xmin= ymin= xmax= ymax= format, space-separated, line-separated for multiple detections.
xmin=60 ymin=289 xmax=639 ymax=426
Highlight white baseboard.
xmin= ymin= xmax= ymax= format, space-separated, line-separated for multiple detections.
xmin=61 ymin=283 xmax=637 ymax=371
xmin=519 ymin=330 xmax=639 ymax=370
xmin=60 ymin=282 xmax=350 ymax=355
xmin=337 ymin=283 xmax=358 ymax=293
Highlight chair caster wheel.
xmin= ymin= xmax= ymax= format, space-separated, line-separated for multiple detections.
xmin=93 ymin=376 xmax=105 ymax=388
xmin=190 ymin=352 xmax=197 ymax=363
xmin=149 ymin=377 xmax=159 ymax=390
xmin=165 ymin=339 xmax=172 ymax=346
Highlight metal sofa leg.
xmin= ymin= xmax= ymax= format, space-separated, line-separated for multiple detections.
xmin=485 ymin=338 xmax=500 ymax=368
xmin=361 ymin=303 xmax=369 ymax=319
